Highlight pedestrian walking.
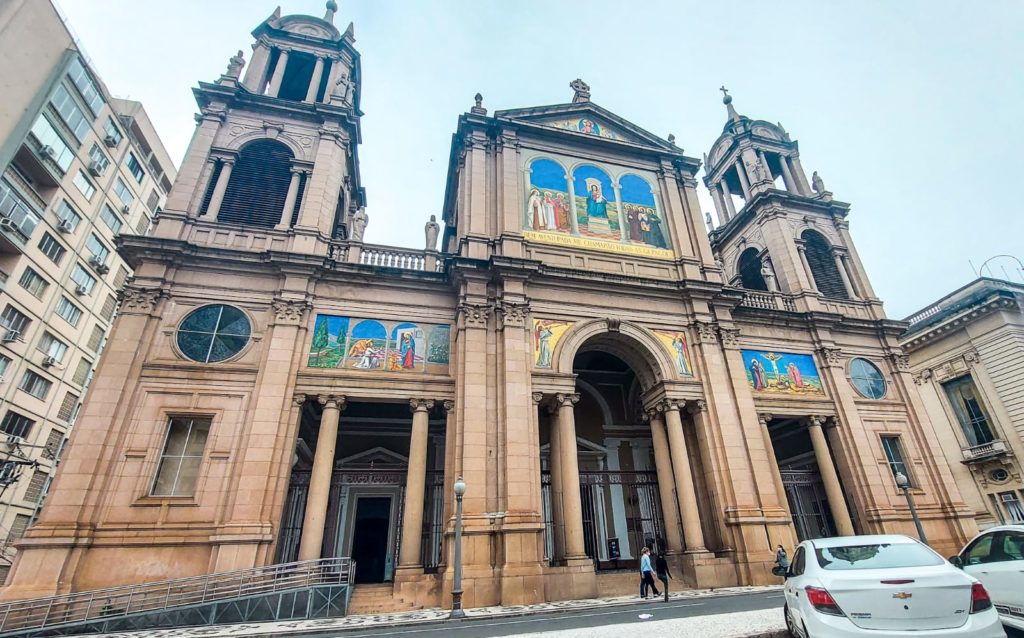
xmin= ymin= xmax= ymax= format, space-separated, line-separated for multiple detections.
xmin=772 ymin=544 xmax=790 ymax=577
xmin=655 ymin=552 xmax=671 ymax=602
xmin=639 ymin=547 xmax=660 ymax=599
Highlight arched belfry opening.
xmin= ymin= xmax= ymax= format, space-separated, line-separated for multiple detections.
xmin=217 ymin=139 xmax=295 ymax=228
xmin=801 ymin=229 xmax=849 ymax=299
xmin=540 ymin=329 xmax=714 ymax=572
xmin=738 ymin=247 xmax=768 ymax=290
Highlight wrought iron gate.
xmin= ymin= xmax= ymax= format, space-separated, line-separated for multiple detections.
xmin=780 ymin=469 xmax=837 ymax=541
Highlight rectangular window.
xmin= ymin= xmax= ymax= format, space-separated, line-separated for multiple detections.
xmin=36 ymin=332 xmax=68 ymax=363
xmin=23 ymin=469 xmax=49 ymax=502
xmin=87 ymin=143 xmax=110 ymax=174
xmin=146 ymin=190 xmax=160 ymax=212
xmin=57 ymin=392 xmax=79 ymax=422
xmin=18 ymin=267 xmax=49 ymax=299
xmin=943 ymin=376 xmax=995 ymax=447
xmin=55 ymin=296 xmax=83 ymax=327
xmin=29 ymin=116 xmax=75 ymax=172
xmin=54 ymin=199 xmax=82 ymax=232
xmin=0 ymin=355 xmax=10 ymax=380
xmin=85 ymin=233 xmax=110 ymax=263
xmin=99 ymin=204 xmax=122 ymax=234
xmin=134 ymin=214 xmax=150 ymax=236
xmin=6 ymin=514 xmax=30 ymax=541
xmin=72 ymin=357 xmax=91 ymax=386
xmin=86 ymin=324 xmax=104 ymax=352
xmin=0 ymin=304 xmax=31 ymax=336
xmin=100 ymin=294 xmax=117 ymax=322
xmin=112 ymin=265 xmax=129 ymax=289
xmin=19 ymin=370 xmax=52 ymax=400
xmin=67 ymin=58 xmax=103 ymax=115
xmin=72 ymin=170 xmax=96 ymax=200
xmin=881 ymin=435 xmax=911 ymax=487
xmin=152 ymin=417 xmax=212 ymax=497
xmin=0 ymin=411 xmax=34 ymax=439
xmin=113 ymin=177 xmax=134 ymax=208
xmin=103 ymin=117 xmax=123 ymax=146
xmin=0 ymin=180 xmax=41 ymax=238
xmin=41 ymin=429 xmax=64 ymax=460
xmin=70 ymin=264 xmax=97 ymax=295
xmin=1001 ymin=492 xmax=1024 ymax=523
xmin=126 ymin=152 xmax=145 ymax=184
xmin=49 ymin=84 xmax=89 ymax=141
xmin=37 ymin=233 xmax=66 ymax=265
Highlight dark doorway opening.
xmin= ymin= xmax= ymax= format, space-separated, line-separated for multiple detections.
xmin=768 ymin=417 xmax=839 ymax=541
xmin=352 ymin=497 xmax=391 ymax=583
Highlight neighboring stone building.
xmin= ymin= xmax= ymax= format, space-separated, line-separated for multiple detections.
xmin=0 ymin=0 xmax=176 ymax=582
xmin=901 ymin=277 xmax=1024 ymax=528
xmin=1 ymin=3 xmax=977 ymax=611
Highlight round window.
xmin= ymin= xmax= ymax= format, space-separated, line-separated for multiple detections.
xmin=849 ymin=358 xmax=886 ymax=399
xmin=988 ymin=468 xmax=1009 ymax=483
xmin=176 ymin=305 xmax=251 ymax=363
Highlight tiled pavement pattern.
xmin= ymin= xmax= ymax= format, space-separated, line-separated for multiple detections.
xmin=92 ymin=585 xmax=783 ymax=637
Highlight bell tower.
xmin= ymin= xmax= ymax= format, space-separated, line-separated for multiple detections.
xmin=703 ymin=89 xmax=881 ymax=318
xmin=157 ymin=1 xmax=364 ymax=253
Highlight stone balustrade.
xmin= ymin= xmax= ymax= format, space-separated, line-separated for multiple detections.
xmin=960 ymin=439 xmax=1008 ymax=463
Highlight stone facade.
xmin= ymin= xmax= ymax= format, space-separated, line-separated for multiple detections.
xmin=1 ymin=4 xmax=978 ymax=609
xmin=901 ymin=277 xmax=1024 ymax=528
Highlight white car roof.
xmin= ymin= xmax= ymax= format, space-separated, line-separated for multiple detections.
xmin=808 ymin=534 xmax=919 ymax=549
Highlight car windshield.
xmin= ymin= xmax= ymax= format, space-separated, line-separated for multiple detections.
xmin=814 ymin=543 xmax=944 ymax=570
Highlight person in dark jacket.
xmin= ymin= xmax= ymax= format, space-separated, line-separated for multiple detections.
xmin=655 ymin=552 xmax=671 ymax=602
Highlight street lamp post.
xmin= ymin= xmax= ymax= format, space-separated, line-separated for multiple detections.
xmin=450 ymin=476 xmax=467 ymax=619
xmin=895 ymin=471 xmax=927 ymax=544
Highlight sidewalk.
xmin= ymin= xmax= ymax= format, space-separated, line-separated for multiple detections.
xmin=93 ymin=585 xmax=784 ymax=638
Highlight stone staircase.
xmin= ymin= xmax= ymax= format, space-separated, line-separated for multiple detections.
xmin=346 ymin=583 xmax=420 ymax=615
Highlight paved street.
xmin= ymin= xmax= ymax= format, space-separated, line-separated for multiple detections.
xmin=264 ymin=590 xmax=785 ymax=638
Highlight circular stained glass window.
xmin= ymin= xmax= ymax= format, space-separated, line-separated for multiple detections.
xmin=176 ymin=305 xmax=251 ymax=363
xmin=989 ymin=468 xmax=1009 ymax=483
xmin=849 ymin=358 xmax=886 ymax=400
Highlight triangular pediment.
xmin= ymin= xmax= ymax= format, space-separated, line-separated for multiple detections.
xmin=336 ymin=446 xmax=408 ymax=468
xmin=495 ymin=103 xmax=677 ymax=152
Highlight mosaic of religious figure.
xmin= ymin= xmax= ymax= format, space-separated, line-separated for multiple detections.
xmin=573 ymin=165 xmax=619 ymax=238
xmin=740 ymin=349 xmax=825 ymax=396
xmin=654 ymin=330 xmax=693 ymax=376
xmin=526 ymin=159 xmax=571 ymax=232
xmin=620 ymin=174 xmax=669 ymax=249
xmin=533 ymin=319 xmax=573 ymax=368
xmin=307 ymin=315 xmax=450 ymax=374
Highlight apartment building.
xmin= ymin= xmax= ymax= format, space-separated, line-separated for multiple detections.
xmin=0 ymin=0 xmax=176 ymax=581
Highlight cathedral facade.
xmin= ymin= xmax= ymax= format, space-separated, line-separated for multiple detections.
xmin=2 ymin=4 xmax=978 ymax=609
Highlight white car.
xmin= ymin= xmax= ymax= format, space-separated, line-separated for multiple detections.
xmin=954 ymin=524 xmax=1024 ymax=633
xmin=783 ymin=534 xmax=1005 ymax=637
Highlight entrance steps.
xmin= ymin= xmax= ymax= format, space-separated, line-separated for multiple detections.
xmin=347 ymin=583 xmax=421 ymax=615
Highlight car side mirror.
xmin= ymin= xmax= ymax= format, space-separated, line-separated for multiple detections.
xmin=949 ymin=555 xmax=963 ymax=569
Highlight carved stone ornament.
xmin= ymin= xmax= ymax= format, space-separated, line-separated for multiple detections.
xmin=555 ymin=392 xmax=580 ymax=407
xmin=293 ymin=393 xmax=307 ymax=406
xmin=657 ymin=399 xmax=684 ymax=413
xmin=757 ymin=412 xmax=773 ymax=426
xmin=118 ymin=286 xmax=164 ymax=315
xmin=531 ymin=392 xmax=544 ymax=405
xmin=719 ymin=327 xmax=741 ymax=349
xmin=459 ymin=302 xmax=490 ymax=328
xmin=818 ymin=346 xmax=843 ymax=368
xmin=443 ymin=400 xmax=456 ymax=413
xmin=410 ymin=398 xmax=435 ymax=412
xmin=606 ymin=318 xmax=621 ymax=332
xmin=694 ymin=321 xmax=719 ymax=345
xmin=888 ymin=353 xmax=911 ymax=372
xmin=688 ymin=399 xmax=708 ymax=415
xmin=317 ymin=394 xmax=346 ymax=410
xmin=272 ymin=298 xmax=309 ymax=324
xmin=808 ymin=415 xmax=828 ymax=428
xmin=963 ymin=350 xmax=981 ymax=365
xmin=495 ymin=301 xmax=528 ymax=329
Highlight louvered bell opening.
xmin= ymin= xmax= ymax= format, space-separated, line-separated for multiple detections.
xmin=803 ymin=229 xmax=849 ymax=299
xmin=738 ymin=247 xmax=767 ymax=290
xmin=199 ymin=161 xmax=223 ymax=216
xmin=219 ymin=140 xmax=293 ymax=229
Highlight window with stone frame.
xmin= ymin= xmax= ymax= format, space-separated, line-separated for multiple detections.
xmin=86 ymin=324 xmax=104 ymax=352
xmin=999 ymin=492 xmax=1024 ymax=523
xmin=134 ymin=214 xmax=150 ymax=235
xmin=18 ymin=267 xmax=49 ymax=299
xmin=0 ymin=411 xmax=34 ymax=439
xmin=151 ymin=417 xmax=212 ymax=497
xmin=19 ymin=370 xmax=52 ymax=401
xmin=72 ymin=357 xmax=91 ymax=386
xmin=737 ymin=247 xmax=768 ymax=290
xmin=55 ymin=296 xmax=83 ymax=327
xmin=943 ymin=375 xmax=995 ymax=447
xmin=36 ymin=331 xmax=68 ymax=363
xmin=38 ymin=232 xmax=67 ymax=265
xmin=880 ymin=435 xmax=912 ymax=487
xmin=801 ymin=229 xmax=848 ymax=299
xmin=99 ymin=204 xmax=122 ymax=234
xmin=100 ymin=294 xmax=117 ymax=322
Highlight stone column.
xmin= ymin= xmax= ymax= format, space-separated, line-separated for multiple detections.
xmin=305 ymin=57 xmax=325 ymax=103
xmin=556 ymin=393 xmax=587 ymax=559
xmin=661 ymin=401 xmax=706 ymax=552
xmin=399 ymin=399 xmax=434 ymax=568
xmin=789 ymin=155 xmax=812 ymax=195
xmin=757 ymin=413 xmax=789 ymax=516
xmin=268 ymin=49 xmax=289 ymax=97
xmin=242 ymin=39 xmax=272 ymax=93
xmin=834 ymin=252 xmax=858 ymax=299
xmin=545 ymin=394 xmax=565 ymax=561
xmin=166 ymin=111 xmax=224 ymax=215
xmin=566 ymin=176 xmax=580 ymax=235
xmin=734 ymin=161 xmax=751 ymax=199
xmin=796 ymin=243 xmax=818 ymax=292
xmin=710 ymin=184 xmax=727 ymax=224
xmin=647 ymin=411 xmax=683 ymax=554
xmin=206 ymin=158 xmax=234 ymax=221
xmin=807 ymin=416 xmax=854 ymax=536
xmin=839 ymin=254 xmax=862 ymax=299
xmin=720 ymin=181 xmax=737 ymax=219
xmin=297 ymin=394 xmax=345 ymax=561
xmin=779 ymin=154 xmax=797 ymax=193
xmin=612 ymin=181 xmax=627 ymax=242
xmin=277 ymin=167 xmax=303 ymax=229
xmin=758 ymin=151 xmax=772 ymax=183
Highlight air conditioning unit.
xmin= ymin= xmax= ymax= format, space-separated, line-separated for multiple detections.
xmin=103 ymin=134 xmax=118 ymax=147
xmin=39 ymin=145 xmax=56 ymax=159
xmin=5 ymin=434 xmax=24 ymax=448
xmin=0 ymin=218 xmax=17 ymax=232
xmin=74 ymin=284 xmax=89 ymax=296
xmin=57 ymin=218 xmax=74 ymax=233
xmin=41 ymin=355 xmax=57 ymax=367
xmin=87 ymin=160 xmax=106 ymax=177
xmin=121 ymin=204 xmax=131 ymax=214
xmin=1 ymin=328 xmax=19 ymax=343
xmin=88 ymin=255 xmax=109 ymax=274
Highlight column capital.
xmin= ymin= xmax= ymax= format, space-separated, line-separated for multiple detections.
xmin=219 ymin=157 xmax=236 ymax=167
xmin=289 ymin=166 xmax=306 ymax=175
xmin=808 ymin=415 xmax=828 ymax=428
xmin=317 ymin=394 xmax=346 ymax=410
xmin=888 ymin=352 xmax=911 ymax=372
xmin=554 ymin=392 xmax=580 ymax=407
xmin=409 ymin=398 xmax=435 ymax=413
xmin=718 ymin=327 xmax=740 ymax=350
xmin=817 ymin=346 xmax=844 ymax=368
xmin=531 ymin=392 xmax=545 ymax=405
xmin=686 ymin=399 xmax=708 ymax=415
xmin=693 ymin=321 xmax=719 ymax=345
xmin=442 ymin=399 xmax=456 ymax=413
xmin=293 ymin=393 xmax=308 ymax=406
xmin=757 ymin=412 xmax=773 ymax=427
xmin=657 ymin=399 xmax=684 ymax=414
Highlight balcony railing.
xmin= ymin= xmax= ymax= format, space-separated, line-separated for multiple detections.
xmin=961 ymin=440 xmax=1009 ymax=463
xmin=739 ymin=291 xmax=798 ymax=312
xmin=327 ymin=242 xmax=445 ymax=273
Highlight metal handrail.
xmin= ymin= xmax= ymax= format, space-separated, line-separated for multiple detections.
xmin=0 ymin=557 xmax=350 ymax=632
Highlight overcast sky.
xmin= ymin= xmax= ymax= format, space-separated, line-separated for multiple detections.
xmin=58 ymin=0 xmax=1023 ymax=318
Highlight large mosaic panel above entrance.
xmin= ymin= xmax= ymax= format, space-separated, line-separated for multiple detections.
xmin=741 ymin=349 xmax=825 ymax=396
xmin=308 ymin=315 xmax=451 ymax=374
